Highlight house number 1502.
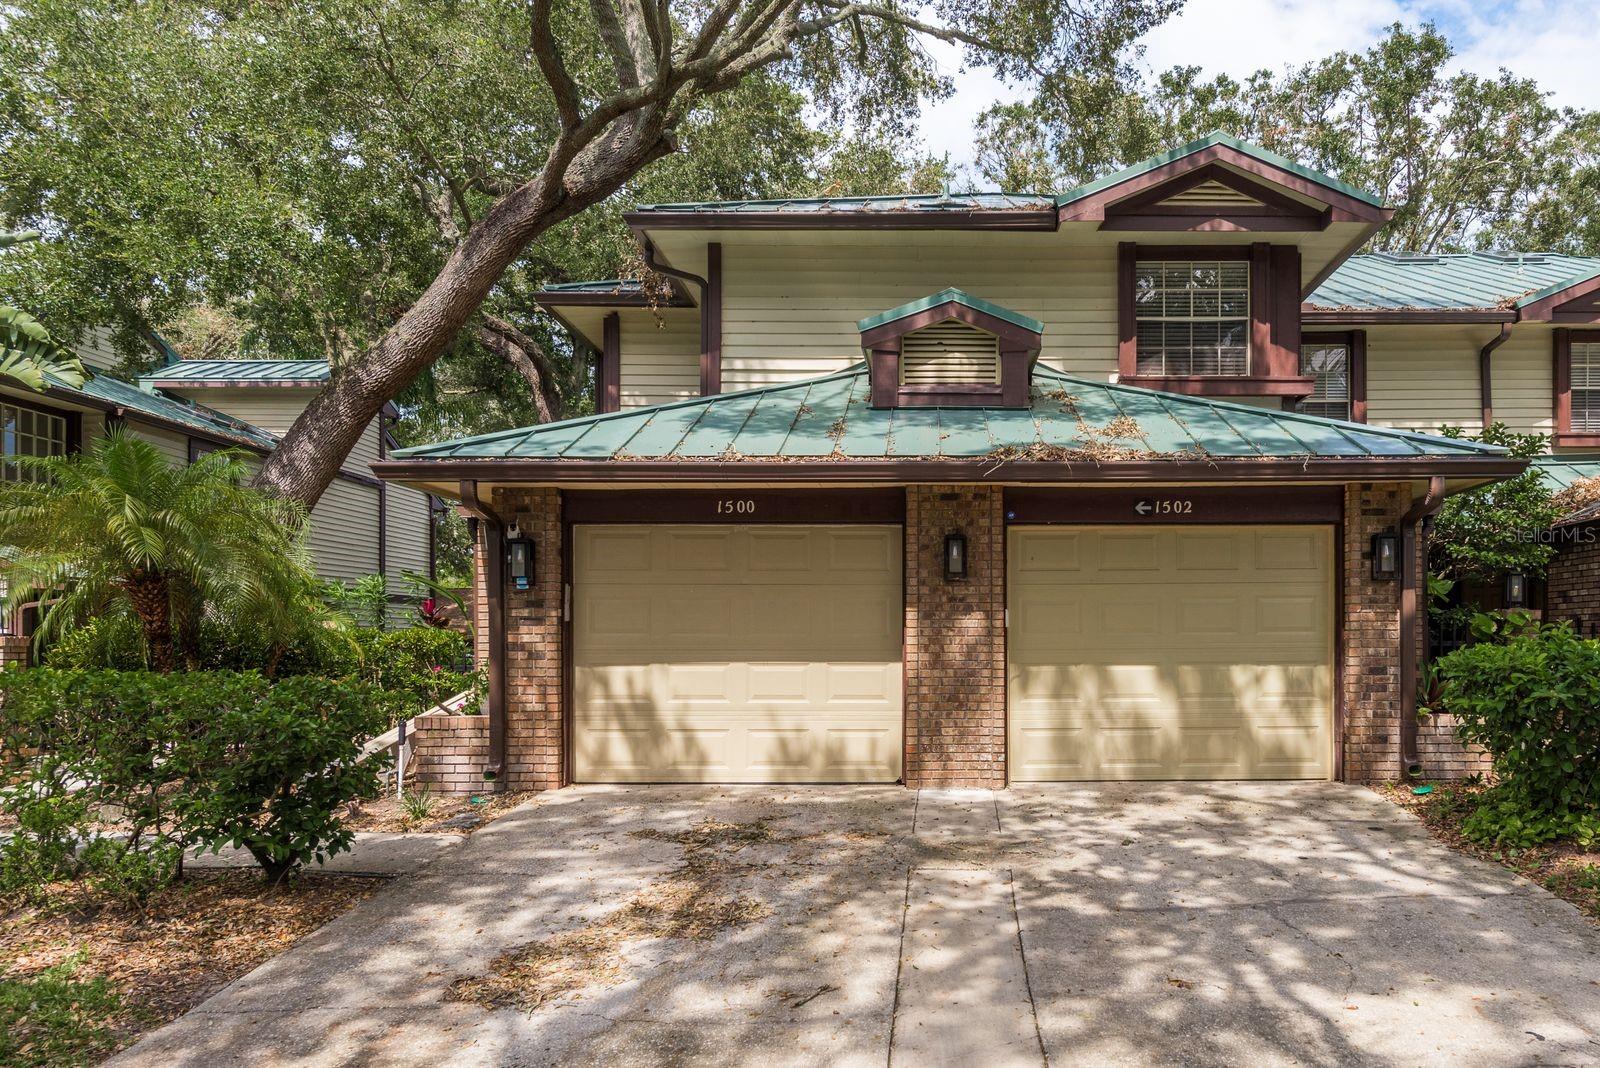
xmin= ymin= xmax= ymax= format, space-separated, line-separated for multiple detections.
xmin=717 ymin=499 xmax=757 ymax=515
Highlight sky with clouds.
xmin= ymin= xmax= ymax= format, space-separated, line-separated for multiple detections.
xmin=917 ymin=0 xmax=1600 ymax=178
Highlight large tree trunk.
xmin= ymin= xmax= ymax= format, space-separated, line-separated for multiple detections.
xmin=125 ymin=572 xmax=175 ymax=673
xmin=254 ymin=132 xmax=675 ymax=509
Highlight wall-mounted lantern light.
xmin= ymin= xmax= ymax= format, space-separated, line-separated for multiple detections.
xmin=1504 ymin=571 xmax=1528 ymax=609
xmin=507 ymin=531 xmax=535 ymax=591
xmin=944 ymin=532 xmax=968 ymax=581
xmin=1370 ymin=531 xmax=1399 ymax=581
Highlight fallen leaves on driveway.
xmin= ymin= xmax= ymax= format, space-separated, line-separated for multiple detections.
xmin=446 ymin=820 xmax=773 ymax=1012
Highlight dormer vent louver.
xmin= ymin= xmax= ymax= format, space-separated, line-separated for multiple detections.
xmin=900 ymin=320 xmax=1001 ymax=386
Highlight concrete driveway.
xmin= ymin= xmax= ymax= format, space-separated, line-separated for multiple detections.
xmin=114 ymin=784 xmax=1600 ymax=1067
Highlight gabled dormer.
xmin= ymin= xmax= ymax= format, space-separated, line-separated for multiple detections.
xmin=858 ymin=289 xmax=1042 ymax=408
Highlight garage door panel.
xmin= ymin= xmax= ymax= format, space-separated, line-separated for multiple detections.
xmin=1009 ymin=526 xmax=1332 ymax=782
xmin=575 ymin=525 xmax=902 ymax=783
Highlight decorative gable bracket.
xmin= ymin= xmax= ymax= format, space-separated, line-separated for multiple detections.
xmin=858 ymin=289 xmax=1043 ymax=409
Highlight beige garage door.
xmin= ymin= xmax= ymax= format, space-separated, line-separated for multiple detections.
xmin=1008 ymin=526 xmax=1333 ymax=781
xmin=574 ymin=524 xmax=902 ymax=782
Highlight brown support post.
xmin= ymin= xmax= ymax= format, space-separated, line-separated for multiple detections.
xmin=1399 ymin=476 xmax=1445 ymax=777
xmin=459 ymin=481 xmax=507 ymax=783
xmin=600 ymin=313 xmax=621 ymax=414
xmin=1554 ymin=328 xmax=1572 ymax=436
xmin=1350 ymin=330 xmax=1368 ymax=424
xmin=703 ymin=242 xmax=722 ymax=396
xmin=1116 ymin=242 xmax=1137 ymax=378
xmin=1249 ymin=242 xmax=1273 ymax=375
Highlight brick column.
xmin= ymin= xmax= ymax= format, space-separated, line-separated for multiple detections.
xmin=905 ymin=485 xmax=1006 ymax=788
xmin=408 ymin=711 xmax=491 ymax=796
xmin=484 ymin=488 xmax=565 ymax=792
xmin=1342 ymin=482 xmax=1407 ymax=781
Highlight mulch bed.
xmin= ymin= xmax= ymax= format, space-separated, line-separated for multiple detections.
xmin=1377 ymin=781 xmax=1600 ymax=924
xmin=0 ymin=870 xmax=385 ymax=1061
xmin=345 ymin=790 xmax=539 ymax=834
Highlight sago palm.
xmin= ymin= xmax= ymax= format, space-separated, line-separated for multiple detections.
xmin=0 ymin=430 xmax=315 ymax=670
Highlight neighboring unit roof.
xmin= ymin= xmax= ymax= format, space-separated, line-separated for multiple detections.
xmin=42 ymin=371 xmax=278 ymax=450
xmin=139 ymin=359 xmax=330 ymax=387
xmin=629 ymin=191 xmax=1054 ymax=218
xmin=1053 ymin=131 xmax=1386 ymax=210
xmin=857 ymin=289 xmax=1044 ymax=335
xmin=1532 ymin=456 xmax=1600 ymax=493
xmin=392 ymin=364 xmax=1507 ymax=463
xmin=1308 ymin=252 xmax=1600 ymax=312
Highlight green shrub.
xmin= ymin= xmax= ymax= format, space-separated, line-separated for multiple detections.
xmin=356 ymin=627 xmax=479 ymax=713
xmin=1433 ymin=621 xmax=1600 ymax=845
xmin=0 ymin=794 xmax=90 ymax=901
xmin=46 ymin=612 xmax=360 ymax=681
xmin=0 ymin=669 xmax=401 ymax=888
xmin=323 ymin=574 xmax=391 ymax=630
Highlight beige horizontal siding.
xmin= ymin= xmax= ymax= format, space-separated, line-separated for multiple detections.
xmin=1363 ymin=325 xmax=1488 ymax=435
xmin=72 ymin=327 xmax=128 ymax=373
xmin=385 ymin=485 xmax=434 ymax=597
xmin=718 ymin=240 xmax=1118 ymax=391
xmin=166 ymin=388 xmax=383 ymax=471
xmin=1489 ymin=326 xmax=1554 ymax=438
xmin=620 ymin=309 xmax=700 ymax=409
xmin=126 ymin=422 xmax=191 ymax=465
xmin=307 ymin=478 xmax=382 ymax=583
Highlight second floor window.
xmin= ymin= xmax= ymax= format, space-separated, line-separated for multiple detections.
xmin=1134 ymin=260 xmax=1249 ymax=376
xmin=1 ymin=401 xmax=68 ymax=482
xmin=1574 ymin=341 xmax=1600 ymax=433
xmin=1297 ymin=341 xmax=1351 ymax=420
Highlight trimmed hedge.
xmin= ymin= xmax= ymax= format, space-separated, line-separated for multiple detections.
xmin=0 ymin=669 xmax=402 ymax=889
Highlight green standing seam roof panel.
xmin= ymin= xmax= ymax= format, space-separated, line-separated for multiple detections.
xmin=47 ymin=371 xmax=279 ymax=450
xmin=394 ymin=363 xmax=1509 ymax=464
xmin=139 ymin=359 xmax=330 ymax=385
xmin=857 ymin=289 xmax=1045 ymax=335
xmin=1533 ymin=457 xmax=1600 ymax=492
xmin=1308 ymin=252 xmax=1600 ymax=312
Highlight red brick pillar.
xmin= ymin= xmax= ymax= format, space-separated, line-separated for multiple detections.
xmin=487 ymin=488 xmax=565 ymax=792
xmin=1342 ymin=482 xmax=1408 ymax=781
xmin=905 ymin=485 xmax=1006 ymax=788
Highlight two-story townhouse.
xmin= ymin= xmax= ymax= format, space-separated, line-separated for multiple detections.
xmin=0 ymin=337 xmax=436 ymax=656
xmin=378 ymin=132 xmax=1560 ymax=795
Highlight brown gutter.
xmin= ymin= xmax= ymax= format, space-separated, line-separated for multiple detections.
xmin=641 ymin=237 xmax=721 ymax=396
xmin=1399 ymin=475 xmax=1446 ymax=777
xmin=458 ymin=481 xmax=506 ymax=783
xmin=375 ymin=457 xmax=1529 ymax=486
xmin=1478 ymin=323 xmax=1512 ymax=428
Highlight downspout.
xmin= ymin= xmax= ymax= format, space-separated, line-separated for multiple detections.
xmin=1478 ymin=323 xmax=1512 ymax=429
xmin=641 ymin=237 xmax=714 ymax=392
xmin=459 ymin=481 xmax=506 ymax=782
xmin=1399 ymin=475 xmax=1447 ymax=777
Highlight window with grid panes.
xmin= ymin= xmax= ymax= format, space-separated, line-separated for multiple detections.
xmin=1134 ymin=261 xmax=1250 ymax=376
xmin=1573 ymin=342 xmax=1600 ymax=432
xmin=0 ymin=402 xmax=68 ymax=482
xmin=1296 ymin=341 xmax=1351 ymax=420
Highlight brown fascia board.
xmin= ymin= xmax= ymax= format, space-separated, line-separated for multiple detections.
xmin=1059 ymin=146 xmax=1392 ymax=226
xmin=1517 ymin=272 xmax=1600 ymax=322
xmin=374 ymin=456 xmax=1526 ymax=485
xmin=530 ymin=290 xmax=692 ymax=308
xmin=622 ymin=208 xmax=1059 ymax=233
xmin=1300 ymin=307 xmax=1518 ymax=325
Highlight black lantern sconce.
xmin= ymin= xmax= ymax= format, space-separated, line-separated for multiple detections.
xmin=944 ymin=532 xmax=968 ymax=581
xmin=507 ymin=528 xmax=535 ymax=591
xmin=1370 ymin=530 xmax=1399 ymax=581
xmin=1504 ymin=571 xmax=1528 ymax=609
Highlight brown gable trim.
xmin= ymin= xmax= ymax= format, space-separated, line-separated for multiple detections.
xmin=860 ymin=298 xmax=1041 ymax=410
xmin=1099 ymin=163 xmax=1334 ymax=233
xmin=1058 ymin=144 xmax=1392 ymax=226
xmin=373 ymin=456 xmax=1526 ymax=484
xmin=623 ymin=209 xmax=1059 ymax=232
xmin=1301 ymin=307 xmax=1516 ymax=325
xmin=858 ymin=300 xmax=1044 ymax=349
xmin=1520 ymin=273 xmax=1600 ymax=323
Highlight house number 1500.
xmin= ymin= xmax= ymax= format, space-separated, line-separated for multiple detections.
xmin=717 ymin=498 xmax=757 ymax=515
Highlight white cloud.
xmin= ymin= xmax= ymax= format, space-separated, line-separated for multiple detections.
xmin=913 ymin=0 xmax=1600 ymax=178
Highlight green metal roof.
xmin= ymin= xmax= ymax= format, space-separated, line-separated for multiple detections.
xmin=857 ymin=289 xmax=1044 ymax=334
xmin=1308 ymin=252 xmax=1600 ymax=311
xmin=1053 ymin=131 xmax=1385 ymax=209
xmin=1532 ymin=456 xmax=1600 ymax=492
xmin=394 ymin=364 xmax=1506 ymax=462
xmin=43 ymin=371 xmax=278 ymax=450
xmin=139 ymin=359 xmax=330 ymax=386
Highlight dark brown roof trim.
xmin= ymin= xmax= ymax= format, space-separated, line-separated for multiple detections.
xmin=1519 ymin=272 xmax=1600 ymax=322
xmin=621 ymin=209 xmax=1059 ymax=232
xmin=530 ymin=290 xmax=692 ymax=308
xmin=1300 ymin=307 xmax=1517 ymax=324
xmin=374 ymin=457 xmax=1525 ymax=485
